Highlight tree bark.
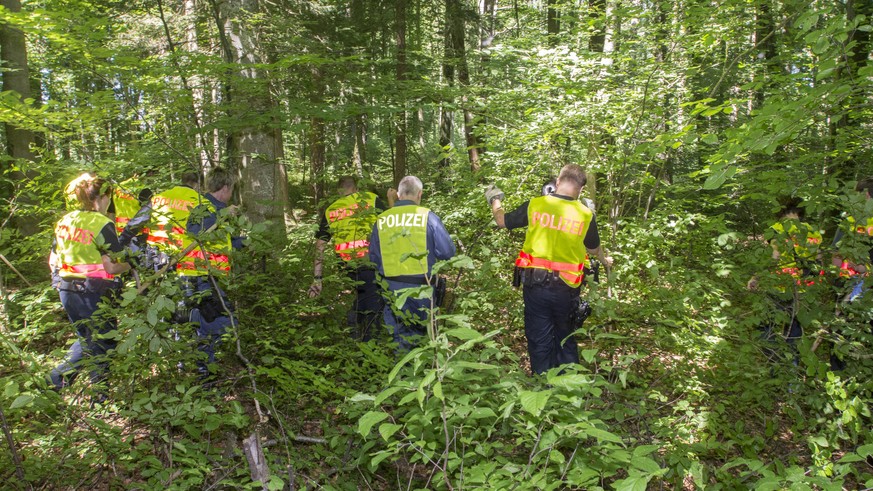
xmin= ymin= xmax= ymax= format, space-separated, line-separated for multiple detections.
xmin=0 ymin=0 xmax=39 ymax=236
xmin=547 ymin=0 xmax=560 ymax=45
xmin=211 ymin=0 xmax=288 ymax=231
xmin=0 ymin=0 xmax=35 ymax=163
xmin=394 ymin=0 xmax=408 ymax=185
xmin=448 ymin=0 xmax=481 ymax=173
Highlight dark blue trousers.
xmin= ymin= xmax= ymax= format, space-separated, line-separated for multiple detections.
xmin=347 ymin=267 xmax=383 ymax=341
xmin=183 ymin=276 xmax=233 ymax=373
xmin=51 ymin=283 xmax=117 ymax=389
xmin=523 ymin=280 xmax=581 ymax=375
xmin=383 ymin=280 xmax=433 ymax=352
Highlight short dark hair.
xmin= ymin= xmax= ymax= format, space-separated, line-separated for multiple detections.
xmin=777 ymin=196 xmax=805 ymax=220
xmin=207 ymin=167 xmax=235 ymax=193
xmin=855 ymin=178 xmax=873 ymax=197
xmin=337 ymin=176 xmax=357 ymax=192
xmin=557 ymin=164 xmax=587 ymax=188
xmin=181 ymin=171 xmax=202 ymax=188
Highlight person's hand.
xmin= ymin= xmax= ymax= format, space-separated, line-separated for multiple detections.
xmin=602 ymin=255 xmax=614 ymax=268
xmin=226 ymin=204 xmax=240 ymax=216
xmin=308 ymin=279 xmax=322 ymax=298
xmin=485 ymin=184 xmax=504 ymax=206
xmin=387 ymin=188 xmax=399 ymax=202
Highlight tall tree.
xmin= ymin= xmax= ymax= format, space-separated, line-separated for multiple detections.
xmin=0 ymin=0 xmax=38 ymax=237
xmin=448 ymin=0 xmax=481 ymax=173
xmin=393 ymin=0 xmax=407 ymax=184
xmin=211 ymin=0 xmax=288 ymax=229
xmin=0 ymin=0 xmax=35 ymax=163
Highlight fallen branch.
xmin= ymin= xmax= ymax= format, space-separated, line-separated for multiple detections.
xmin=0 ymin=253 xmax=33 ymax=287
xmin=242 ymin=432 xmax=271 ymax=490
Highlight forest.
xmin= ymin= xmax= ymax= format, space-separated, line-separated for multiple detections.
xmin=1 ymin=0 xmax=872 ymax=489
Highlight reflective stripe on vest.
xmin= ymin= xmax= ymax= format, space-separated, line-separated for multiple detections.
xmin=55 ymin=211 xmax=115 ymax=280
xmin=376 ymin=205 xmax=430 ymax=277
xmin=335 ymin=239 xmax=370 ymax=261
xmin=771 ymin=221 xmax=822 ymax=274
xmin=837 ymin=216 xmax=873 ymax=277
xmin=515 ymin=251 xmax=584 ymax=285
xmin=516 ymin=195 xmax=593 ymax=287
xmin=177 ymin=248 xmax=231 ymax=274
xmin=326 ymin=192 xmax=378 ymax=261
xmin=114 ymin=184 xmax=141 ymax=234
xmin=148 ymin=186 xmax=205 ymax=252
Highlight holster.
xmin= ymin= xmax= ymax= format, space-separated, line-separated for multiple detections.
xmin=521 ymin=268 xmax=555 ymax=287
xmin=433 ymin=275 xmax=447 ymax=308
xmin=569 ymin=298 xmax=592 ymax=327
xmin=512 ymin=266 xmax=522 ymax=288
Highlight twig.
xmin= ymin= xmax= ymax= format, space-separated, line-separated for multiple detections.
xmin=0 ymin=406 xmax=25 ymax=482
xmin=0 ymin=253 xmax=33 ymax=287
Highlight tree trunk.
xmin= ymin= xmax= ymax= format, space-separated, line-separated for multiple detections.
xmin=588 ymin=0 xmax=605 ymax=54
xmin=0 ymin=0 xmax=35 ymax=163
xmin=211 ymin=0 xmax=288 ymax=231
xmin=547 ymin=0 xmax=560 ymax=45
xmin=438 ymin=0 xmax=457 ymax=170
xmin=448 ymin=0 xmax=480 ymax=173
xmin=0 ymin=0 xmax=39 ymax=237
xmin=394 ymin=0 xmax=408 ymax=185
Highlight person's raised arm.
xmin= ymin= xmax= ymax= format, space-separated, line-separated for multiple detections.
xmin=485 ymin=185 xmax=506 ymax=228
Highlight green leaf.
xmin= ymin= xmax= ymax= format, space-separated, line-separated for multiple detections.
xmin=267 ymin=476 xmax=285 ymax=491
xmin=546 ymin=373 xmax=590 ymax=389
xmin=10 ymin=394 xmax=33 ymax=409
xmin=703 ymin=164 xmax=736 ymax=190
xmin=631 ymin=456 xmax=662 ymax=473
xmin=378 ymin=423 xmax=403 ymax=441
xmin=632 ymin=445 xmax=661 ymax=457
xmin=585 ymin=427 xmax=623 ymax=443
xmin=469 ymin=407 xmax=497 ymax=419
xmin=433 ymin=381 xmax=444 ymax=401
xmin=613 ymin=475 xmax=651 ymax=491
xmin=444 ymin=327 xmax=482 ymax=341
xmin=857 ymin=444 xmax=873 ymax=457
xmin=453 ymin=361 xmax=499 ymax=371
xmin=146 ymin=307 xmax=158 ymax=326
xmin=358 ymin=411 xmax=389 ymax=437
xmin=518 ymin=390 xmax=552 ymax=417
xmin=809 ymin=436 xmax=829 ymax=448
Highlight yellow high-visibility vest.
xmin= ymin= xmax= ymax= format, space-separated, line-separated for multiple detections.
xmin=55 ymin=211 xmax=115 ymax=280
xmin=326 ymin=192 xmax=378 ymax=261
xmin=375 ymin=205 xmax=430 ymax=277
xmin=516 ymin=195 xmax=593 ymax=287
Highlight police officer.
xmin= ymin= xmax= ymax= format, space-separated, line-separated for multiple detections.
xmin=369 ymin=176 xmax=456 ymax=351
xmin=49 ymin=176 xmax=130 ymax=394
xmin=310 ymin=176 xmax=391 ymax=341
xmin=749 ymin=199 xmax=823 ymax=362
xmin=829 ymin=178 xmax=873 ymax=370
xmin=185 ymin=167 xmax=239 ymax=374
xmin=147 ymin=171 xmax=207 ymax=271
xmin=486 ymin=164 xmax=610 ymax=375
